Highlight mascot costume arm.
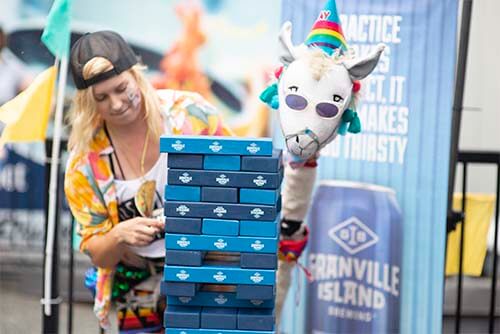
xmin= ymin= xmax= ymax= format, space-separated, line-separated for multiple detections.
xmin=260 ymin=3 xmax=385 ymax=327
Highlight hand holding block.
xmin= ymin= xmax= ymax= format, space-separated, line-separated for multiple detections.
xmin=160 ymin=135 xmax=273 ymax=156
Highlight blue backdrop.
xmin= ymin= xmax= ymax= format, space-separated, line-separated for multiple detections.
xmin=279 ymin=0 xmax=458 ymax=333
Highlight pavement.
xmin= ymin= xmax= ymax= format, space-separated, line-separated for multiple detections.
xmin=0 ymin=250 xmax=120 ymax=334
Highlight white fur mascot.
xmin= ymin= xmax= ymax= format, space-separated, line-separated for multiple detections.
xmin=259 ymin=0 xmax=385 ymax=327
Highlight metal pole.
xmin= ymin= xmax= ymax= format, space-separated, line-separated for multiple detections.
xmin=42 ymin=138 xmax=61 ymax=334
xmin=455 ymin=163 xmax=467 ymax=333
xmin=489 ymin=165 xmax=500 ymax=333
xmin=446 ymin=0 xmax=473 ymax=228
xmin=68 ymin=215 xmax=74 ymax=334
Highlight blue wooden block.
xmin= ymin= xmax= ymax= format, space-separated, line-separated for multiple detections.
xmin=203 ymin=155 xmax=241 ymax=171
xmin=237 ymin=308 xmax=275 ymax=331
xmin=240 ymin=253 xmax=277 ymax=270
xmin=165 ymin=234 xmax=277 ymax=253
xmin=164 ymin=201 xmax=278 ymax=221
xmin=162 ymin=282 xmax=200 ymax=297
xmin=202 ymin=218 xmax=239 ymax=236
xmin=167 ymin=291 xmax=274 ymax=308
xmin=168 ymin=154 xmax=204 ymax=169
xmin=239 ymin=216 xmax=279 ymax=238
xmin=166 ymin=250 xmax=204 ymax=266
xmin=201 ymin=307 xmax=237 ymax=329
xmin=201 ymin=187 xmax=238 ymax=203
xmin=241 ymin=149 xmax=282 ymax=172
xmin=164 ymin=264 xmax=276 ymax=285
xmin=165 ymin=329 xmax=276 ymax=334
xmin=236 ymin=285 xmax=275 ymax=300
xmin=165 ymin=185 xmax=201 ymax=202
xmin=165 ymin=217 xmax=202 ymax=235
xmin=239 ymin=188 xmax=280 ymax=205
xmin=164 ymin=305 xmax=201 ymax=329
xmin=160 ymin=135 xmax=273 ymax=156
xmin=168 ymin=169 xmax=283 ymax=190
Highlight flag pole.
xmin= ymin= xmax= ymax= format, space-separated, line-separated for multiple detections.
xmin=42 ymin=54 xmax=68 ymax=322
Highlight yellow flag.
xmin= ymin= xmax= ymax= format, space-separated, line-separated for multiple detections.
xmin=0 ymin=66 xmax=57 ymax=145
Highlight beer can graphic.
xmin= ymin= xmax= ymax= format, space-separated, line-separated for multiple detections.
xmin=306 ymin=180 xmax=403 ymax=334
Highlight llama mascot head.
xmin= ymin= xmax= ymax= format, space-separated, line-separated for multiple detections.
xmin=261 ymin=0 xmax=385 ymax=164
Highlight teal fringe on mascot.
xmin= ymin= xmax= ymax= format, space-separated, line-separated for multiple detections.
xmin=260 ymin=0 xmax=385 ymax=327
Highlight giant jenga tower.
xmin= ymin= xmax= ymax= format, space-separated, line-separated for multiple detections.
xmin=160 ymin=135 xmax=283 ymax=333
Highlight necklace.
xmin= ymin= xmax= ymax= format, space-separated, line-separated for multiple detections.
xmin=105 ymin=124 xmax=157 ymax=218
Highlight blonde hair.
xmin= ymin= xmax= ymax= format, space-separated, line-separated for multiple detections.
xmin=67 ymin=57 xmax=163 ymax=154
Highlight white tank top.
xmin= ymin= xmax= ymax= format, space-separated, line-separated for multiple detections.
xmin=114 ymin=153 xmax=167 ymax=258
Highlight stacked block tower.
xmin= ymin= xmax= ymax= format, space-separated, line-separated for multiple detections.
xmin=160 ymin=135 xmax=283 ymax=334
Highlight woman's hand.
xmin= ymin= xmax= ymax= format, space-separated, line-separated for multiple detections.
xmin=112 ymin=217 xmax=164 ymax=247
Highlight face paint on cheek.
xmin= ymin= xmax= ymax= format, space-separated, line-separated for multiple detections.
xmin=126 ymin=88 xmax=141 ymax=109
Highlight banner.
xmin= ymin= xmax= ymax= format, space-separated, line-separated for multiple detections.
xmin=280 ymin=0 xmax=458 ymax=333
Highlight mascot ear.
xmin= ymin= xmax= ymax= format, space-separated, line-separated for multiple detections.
xmin=343 ymin=44 xmax=385 ymax=81
xmin=279 ymin=21 xmax=298 ymax=65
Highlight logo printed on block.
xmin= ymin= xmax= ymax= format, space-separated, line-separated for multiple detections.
xmin=179 ymin=297 xmax=192 ymax=303
xmin=213 ymin=206 xmax=227 ymax=217
xmin=246 ymin=143 xmax=261 ymax=154
xmin=253 ymin=176 xmax=267 ymax=187
xmin=251 ymin=240 xmax=265 ymax=251
xmin=251 ymin=300 xmax=264 ymax=306
xmin=209 ymin=141 xmax=223 ymax=152
xmin=176 ymin=270 xmax=190 ymax=280
xmin=328 ymin=216 xmax=379 ymax=255
xmin=176 ymin=205 xmax=190 ymax=216
xmin=172 ymin=140 xmax=185 ymax=151
xmin=250 ymin=272 xmax=264 ymax=283
xmin=179 ymin=172 xmax=192 ymax=184
xmin=250 ymin=208 xmax=265 ymax=219
xmin=215 ymin=294 xmax=228 ymax=305
xmin=214 ymin=238 xmax=227 ymax=249
xmin=216 ymin=174 xmax=230 ymax=185
xmin=213 ymin=271 xmax=227 ymax=282
xmin=177 ymin=237 xmax=191 ymax=248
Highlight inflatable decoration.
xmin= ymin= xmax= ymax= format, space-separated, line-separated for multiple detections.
xmin=260 ymin=0 xmax=385 ymax=325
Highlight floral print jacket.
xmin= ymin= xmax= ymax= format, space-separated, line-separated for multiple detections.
xmin=64 ymin=90 xmax=232 ymax=328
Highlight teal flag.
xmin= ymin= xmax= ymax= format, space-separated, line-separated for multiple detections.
xmin=41 ymin=0 xmax=72 ymax=58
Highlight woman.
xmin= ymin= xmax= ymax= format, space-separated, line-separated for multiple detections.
xmin=64 ymin=30 xmax=232 ymax=333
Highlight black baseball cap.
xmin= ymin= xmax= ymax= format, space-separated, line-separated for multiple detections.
xmin=70 ymin=30 xmax=139 ymax=90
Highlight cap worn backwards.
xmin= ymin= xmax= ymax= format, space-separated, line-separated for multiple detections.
xmin=70 ymin=30 xmax=139 ymax=90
